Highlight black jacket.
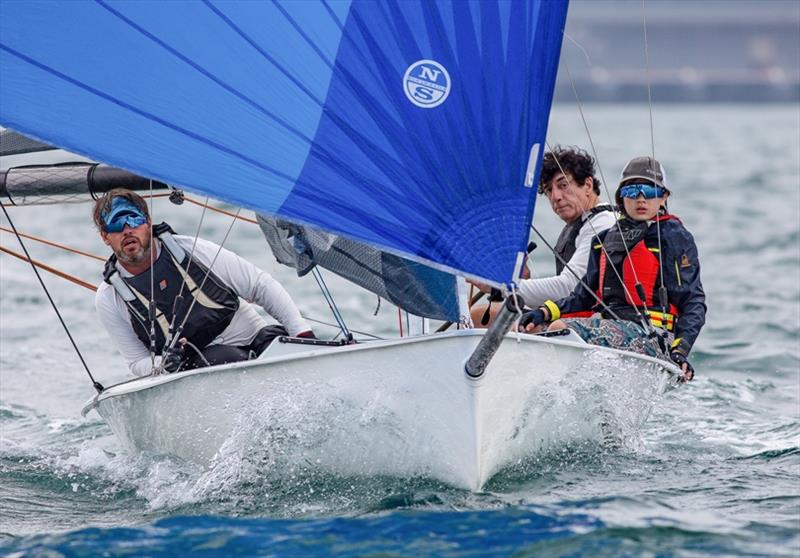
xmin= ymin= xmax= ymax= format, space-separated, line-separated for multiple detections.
xmin=552 ymin=217 xmax=706 ymax=353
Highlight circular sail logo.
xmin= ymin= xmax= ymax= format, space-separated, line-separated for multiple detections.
xmin=403 ymin=59 xmax=451 ymax=108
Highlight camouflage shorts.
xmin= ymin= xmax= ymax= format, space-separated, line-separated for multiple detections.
xmin=561 ymin=316 xmax=672 ymax=359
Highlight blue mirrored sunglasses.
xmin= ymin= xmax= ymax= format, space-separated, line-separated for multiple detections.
xmin=619 ymin=183 xmax=666 ymax=199
xmin=103 ymin=210 xmax=147 ymax=233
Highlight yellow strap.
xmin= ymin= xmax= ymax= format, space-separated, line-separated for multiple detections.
xmin=647 ymin=310 xmax=675 ymax=323
xmin=649 ymin=318 xmax=674 ymax=331
xmin=647 ymin=310 xmax=675 ymax=331
xmin=543 ymin=300 xmax=561 ymax=321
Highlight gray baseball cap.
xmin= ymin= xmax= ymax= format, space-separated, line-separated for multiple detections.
xmin=618 ymin=156 xmax=669 ymax=191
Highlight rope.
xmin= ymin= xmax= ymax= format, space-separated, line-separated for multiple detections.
xmin=163 ymin=196 xmax=212 ymax=362
xmin=0 ymin=226 xmax=105 ymax=261
xmin=642 ymin=0 xmax=656 ymax=164
xmin=558 ymin=56 xmax=659 ymax=336
xmin=163 ymin=207 xmax=244 ymax=359
xmin=311 ymin=267 xmax=352 ymax=340
xmin=530 ymin=225 xmax=624 ymax=322
xmin=642 ymin=0 xmax=670 ymax=323
xmin=0 ymin=203 xmax=103 ymax=393
xmin=510 ymin=283 xmax=524 ymax=341
xmin=0 ymin=247 xmax=382 ymax=342
xmin=182 ymin=196 xmax=259 ymax=224
xmin=148 ymin=180 xmax=157 ymax=371
xmin=0 ymin=245 xmax=97 ymax=291
xmin=559 ymin=67 xmax=646 ymax=291
xmin=302 ymin=315 xmax=383 ymax=340
xmin=4 ymin=196 xmax=355 ymax=347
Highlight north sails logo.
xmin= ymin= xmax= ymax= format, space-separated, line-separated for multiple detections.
xmin=403 ymin=59 xmax=451 ymax=108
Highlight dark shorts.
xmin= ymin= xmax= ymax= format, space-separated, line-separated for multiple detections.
xmin=182 ymin=325 xmax=288 ymax=370
xmin=562 ymin=316 xmax=671 ymax=360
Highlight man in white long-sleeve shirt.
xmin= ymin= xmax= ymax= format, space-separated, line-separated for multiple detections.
xmin=93 ymin=189 xmax=314 ymax=376
xmin=470 ymin=146 xmax=616 ymax=326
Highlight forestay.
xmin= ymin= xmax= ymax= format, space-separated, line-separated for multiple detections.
xmin=0 ymin=0 xmax=567 ymax=287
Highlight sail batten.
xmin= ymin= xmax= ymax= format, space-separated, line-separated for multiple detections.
xmin=0 ymin=0 xmax=568 ymax=288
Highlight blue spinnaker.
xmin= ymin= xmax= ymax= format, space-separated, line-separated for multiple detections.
xmin=0 ymin=0 xmax=567 ymax=286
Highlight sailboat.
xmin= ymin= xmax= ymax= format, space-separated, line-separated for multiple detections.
xmin=0 ymin=0 xmax=679 ymax=490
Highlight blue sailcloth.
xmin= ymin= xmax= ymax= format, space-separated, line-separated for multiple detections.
xmin=0 ymin=0 xmax=567 ymax=294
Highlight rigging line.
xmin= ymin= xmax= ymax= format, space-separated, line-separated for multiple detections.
xmin=164 ymin=207 xmax=244 ymax=357
xmin=148 ymin=179 xmax=157 ymax=372
xmin=0 ymin=245 xmax=389 ymax=342
xmin=0 ymin=245 xmax=97 ymax=291
xmin=397 ymin=308 xmax=403 ymax=338
xmin=561 ymin=60 xmax=656 ymax=329
xmin=529 ymin=225 xmax=623 ymax=322
xmin=314 ymin=270 xmax=347 ymax=336
xmin=302 ymin=315 xmax=383 ymax=340
xmin=562 ymin=63 xmax=616 ymax=219
xmin=563 ymin=62 xmax=643 ymax=284
xmin=642 ymin=0 xmax=656 ymax=163
xmin=0 ymin=226 xmax=105 ymax=261
xmin=164 ymin=196 xmax=213 ymax=353
xmin=642 ymin=0 xmax=669 ymax=313
xmin=182 ymin=196 xmax=258 ymax=224
xmin=562 ymin=32 xmax=593 ymax=67
xmin=311 ymin=267 xmax=351 ymax=339
xmin=0 ymin=203 xmax=103 ymax=393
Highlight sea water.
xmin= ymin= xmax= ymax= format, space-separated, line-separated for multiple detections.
xmin=1 ymin=105 xmax=798 ymax=557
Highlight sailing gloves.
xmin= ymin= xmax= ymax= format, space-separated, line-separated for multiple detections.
xmin=519 ymin=308 xmax=547 ymax=330
xmin=162 ymin=345 xmax=186 ymax=374
xmin=669 ymin=338 xmax=695 ymax=382
xmin=669 ymin=349 xmax=695 ymax=382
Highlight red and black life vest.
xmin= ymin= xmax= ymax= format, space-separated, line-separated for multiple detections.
xmin=596 ymin=215 xmax=679 ymax=331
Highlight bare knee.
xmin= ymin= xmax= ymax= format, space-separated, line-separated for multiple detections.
xmin=470 ymin=303 xmax=501 ymax=328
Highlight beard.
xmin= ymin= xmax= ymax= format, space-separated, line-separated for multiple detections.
xmin=115 ymin=230 xmax=153 ymax=265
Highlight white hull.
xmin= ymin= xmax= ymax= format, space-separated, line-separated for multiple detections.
xmin=83 ymin=330 xmax=678 ymax=491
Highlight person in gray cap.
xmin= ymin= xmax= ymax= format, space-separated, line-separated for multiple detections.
xmin=519 ymin=156 xmax=706 ymax=383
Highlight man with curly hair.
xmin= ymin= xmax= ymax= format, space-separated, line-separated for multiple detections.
xmin=470 ymin=146 xmax=615 ymax=326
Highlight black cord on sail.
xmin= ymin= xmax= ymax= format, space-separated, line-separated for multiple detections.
xmin=0 ymin=203 xmax=104 ymax=393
